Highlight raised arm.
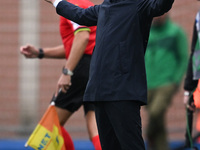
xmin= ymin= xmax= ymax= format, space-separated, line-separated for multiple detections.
xmin=138 ymin=0 xmax=174 ymax=17
xmin=45 ymin=0 xmax=99 ymax=26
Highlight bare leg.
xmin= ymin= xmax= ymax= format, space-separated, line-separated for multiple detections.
xmin=56 ymin=106 xmax=72 ymax=126
xmin=85 ymin=111 xmax=99 ymax=139
xmin=56 ymin=106 xmax=75 ymax=150
xmin=85 ymin=110 xmax=102 ymax=150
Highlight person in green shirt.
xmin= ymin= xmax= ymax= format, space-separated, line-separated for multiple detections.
xmin=145 ymin=13 xmax=188 ymax=150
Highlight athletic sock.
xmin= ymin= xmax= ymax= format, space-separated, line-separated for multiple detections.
xmin=61 ymin=126 xmax=75 ymax=150
xmin=91 ymin=135 xmax=102 ymax=150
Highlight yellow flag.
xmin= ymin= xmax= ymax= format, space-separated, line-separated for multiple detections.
xmin=25 ymin=104 xmax=66 ymax=150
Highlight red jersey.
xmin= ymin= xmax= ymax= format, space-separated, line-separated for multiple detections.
xmin=59 ymin=0 xmax=96 ymax=59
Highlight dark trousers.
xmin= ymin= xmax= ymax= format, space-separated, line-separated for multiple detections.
xmin=94 ymin=101 xmax=145 ymax=150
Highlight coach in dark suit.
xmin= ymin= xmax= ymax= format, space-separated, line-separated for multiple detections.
xmin=45 ymin=0 xmax=174 ymax=149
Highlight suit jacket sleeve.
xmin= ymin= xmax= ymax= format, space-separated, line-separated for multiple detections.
xmin=56 ymin=0 xmax=99 ymax=26
xmin=138 ymin=0 xmax=174 ymax=17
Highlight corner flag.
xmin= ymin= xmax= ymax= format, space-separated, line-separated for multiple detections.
xmin=25 ymin=103 xmax=66 ymax=150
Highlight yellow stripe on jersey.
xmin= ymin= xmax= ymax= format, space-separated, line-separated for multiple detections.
xmin=74 ymin=27 xmax=91 ymax=35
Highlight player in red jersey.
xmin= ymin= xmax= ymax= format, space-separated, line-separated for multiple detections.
xmin=20 ymin=0 xmax=101 ymax=149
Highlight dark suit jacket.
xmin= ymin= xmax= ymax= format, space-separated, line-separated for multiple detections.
xmin=56 ymin=0 xmax=174 ymax=104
